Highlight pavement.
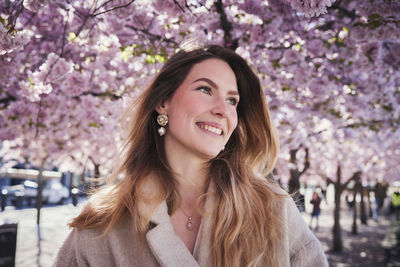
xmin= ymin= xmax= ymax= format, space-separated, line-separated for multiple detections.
xmin=303 ymin=200 xmax=400 ymax=267
xmin=0 ymin=198 xmax=399 ymax=267
xmin=0 ymin=201 xmax=83 ymax=267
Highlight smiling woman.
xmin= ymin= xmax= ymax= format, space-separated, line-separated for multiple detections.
xmin=54 ymin=45 xmax=328 ymax=267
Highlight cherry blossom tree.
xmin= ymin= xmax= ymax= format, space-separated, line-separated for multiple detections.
xmin=1 ymin=0 xmax=399 ymax=251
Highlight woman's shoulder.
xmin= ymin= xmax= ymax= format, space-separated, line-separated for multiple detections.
xmin=264 ymin=181 xmax=288 ymax=195
xmin=69 ymin=214 xmax=136 ymax=247
xmin=55 ymin=214 xmax=150 ymax=266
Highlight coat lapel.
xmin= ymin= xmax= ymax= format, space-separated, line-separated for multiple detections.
xmin=193 ymin=181 xmax=215 ymax=267
xmin=146 ymin=201 xmax=200 ymax=267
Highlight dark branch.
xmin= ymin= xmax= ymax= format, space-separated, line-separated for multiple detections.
xmin=79 ymin=91 xmax=122 ymax=100
xmin=92 ymin=0 xmax=136 ymax=17
xmin=329 ymin=0 xmax=359 ymax=21
xmin=126 ymin=25 xmax=178 ymax=45
xmin=7 ymin=0 xmax=24 ymax=29
xmin=0 ymin=94 xmax=17 ymax=106
xmin=299 ymin=147 xmax=310 ymax=175
xmin=34 ymin=97 xmax=43 ymax=139
xmin=214 ymin=0 xmax=237 ymax=50
xmin=60 ymin=13 xmax=69 ymax=57
xmin=342 ymin=171 xmax=361 ymax=190
xmin=173 ymin=0 xmax=186 ymax=13
xmin=93 ymin=0 xmax=115 ymax=13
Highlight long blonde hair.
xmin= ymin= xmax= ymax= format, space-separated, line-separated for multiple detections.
xmin=70 ymin=45 xmax=282 ymax=266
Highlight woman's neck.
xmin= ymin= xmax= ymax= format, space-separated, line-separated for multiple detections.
xmin=174 ymin=163 xmax=209 ymax=206
xmin=165 ymin=150 xmax=210 ymax=207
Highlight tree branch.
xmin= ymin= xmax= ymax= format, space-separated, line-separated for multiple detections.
xmin=0 ymin=94 xmax=17 ymax=106
xmin=93 ymin=0 xmax=114 ymax=13
xmin=173 ymin=0 xmax=186 ymax=13
xmin=329 ymin=1 xmax=359 ymax=21
xmin=342 ymin=171 xmax=361 ymax=190
xmin=126 ymin=25 xmax=178 ymax=45
xmin=299 ymin=147 xmax=310 ymax=175
xmin=6 ymin=0 xmax=24 ymax=29
xmin=92 ymin=0 xmax=136 ymax=17
xmin=34 ymin=97 xmax=43 ymax=139
xmin=214 ymin=0 xmax=237 ymax=50
xmin=79 ymin=91 xmax=122 ymax=100
xmin=60 ymin=13 xmax=69 ymax=57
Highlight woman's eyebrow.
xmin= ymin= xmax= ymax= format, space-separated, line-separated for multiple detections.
xmin=193 ymin=77 xmax=218 ymax=88
xmin=193 ymin=77 xmax=239 ymax=96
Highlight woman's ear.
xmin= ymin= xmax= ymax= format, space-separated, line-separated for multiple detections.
xmin=155 ymin=100 xmax=168 ymax=114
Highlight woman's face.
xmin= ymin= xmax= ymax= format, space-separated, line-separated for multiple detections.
xmin=159 ymin=58 xmax=239 ymax=161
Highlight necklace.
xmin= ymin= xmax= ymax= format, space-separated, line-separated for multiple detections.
xmin=181 ymin=209 xmax=196 ymax=231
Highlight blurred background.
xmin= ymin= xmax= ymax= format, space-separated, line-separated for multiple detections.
xmin=1 ymin=0 xmax=400 ymax=266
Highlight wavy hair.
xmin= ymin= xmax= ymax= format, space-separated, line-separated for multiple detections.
xmin=70 ymin=45 xmax=282 ymax=266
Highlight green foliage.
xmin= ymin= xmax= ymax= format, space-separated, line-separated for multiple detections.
xmin=329 ymin=109 xmax=342 ymax=119
xmin=382 ymin=104 xmax=393 ymax=112
xmin=8 ymin=115 xmax=19 ymax=121
xmin=89 ymin=122 xmax=102 ymax=128
xmin=271 ymin=59 xmax=281 ymax=69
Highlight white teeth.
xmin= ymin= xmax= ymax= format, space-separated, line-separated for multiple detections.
xmin=201 ymin=124 xmax=222 ymax=135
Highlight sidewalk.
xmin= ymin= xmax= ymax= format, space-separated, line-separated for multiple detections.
xmin=0 ymin=203 xmax=82 ymax=267
xmin=302 ymin=200 xmax=399 ymax=267
xmin=0 ymin=199 xmax=398 ymax=266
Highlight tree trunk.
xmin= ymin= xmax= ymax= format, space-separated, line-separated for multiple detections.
xmin=360 ymin=185 xmax=368 ymax=224
xmin=333 ymin=181 xmax=343 ymax=251
xmin=332 ymin=165 xmax=343 ymax=252
xmin=36 ymin=163 xmax=45 ymax=244
xmin=288 ymin=147 xmax=310 ymax=195
xmin=367 ymin=187 xmax=373 ymax=218
xmin=94 ymin=163 xmax=100 ymax=178
xmin=36 ymin=166 xmax=44 ymax=226
xmin=288 ymin=169 xmax=301 ymax=196
xmin=352 ymin=182 xmax=358 ymax=235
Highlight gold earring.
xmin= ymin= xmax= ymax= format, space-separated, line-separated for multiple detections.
xmin=157 ymin=114 xmax=168 ymax=136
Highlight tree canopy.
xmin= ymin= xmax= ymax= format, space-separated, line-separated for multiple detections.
xmin=1 ymin=0 xmax=399 ymax=183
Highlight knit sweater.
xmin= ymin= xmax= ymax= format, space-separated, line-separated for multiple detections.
xmin=54 ymin=184 xmax=328 ymax=267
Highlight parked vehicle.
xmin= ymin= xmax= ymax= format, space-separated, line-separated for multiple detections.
xmin=1 ymin=179 xmax=69 ymax=207
xmin=42 ymin=179 xmax=69 ymax=204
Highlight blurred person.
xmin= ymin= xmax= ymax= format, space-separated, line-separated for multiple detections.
xmin=345 ymin=192 xmax=355 ymax=210
xmin=54 ymin=45 xmax=327 ymax=266
xmin=392 ymin=191 xmax=400 ymax=221
xmin=370 ymin=191 xmax=379 ymax=222
xmin=309 ymin=191 xmax=322 ymax=230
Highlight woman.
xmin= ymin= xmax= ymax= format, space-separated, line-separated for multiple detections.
xmin=55 ymin=45 xmax=328 ymax=266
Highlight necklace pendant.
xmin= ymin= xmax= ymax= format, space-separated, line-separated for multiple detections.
xmin=186 ymin=216 xmax=194 ymax=231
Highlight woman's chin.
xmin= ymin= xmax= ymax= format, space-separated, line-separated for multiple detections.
xmin=196 ymin=148 xmax=224 ymax=161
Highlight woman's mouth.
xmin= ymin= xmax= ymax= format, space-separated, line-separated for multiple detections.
xmin=196 ymin=123 xmax=224 ymax=136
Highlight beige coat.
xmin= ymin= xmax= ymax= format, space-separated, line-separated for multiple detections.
xmin=54 ymin=184 xmax=328 ymax=267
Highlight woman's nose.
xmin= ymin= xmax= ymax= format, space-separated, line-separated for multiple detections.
xmin=211 ymin=96 xmax=230 ymax=117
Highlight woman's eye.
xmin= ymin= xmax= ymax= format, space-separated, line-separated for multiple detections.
xmin=226 ymin=98 xmax=239 ymax=106
xmin=198 ymin=86 xmax=212 ymax=95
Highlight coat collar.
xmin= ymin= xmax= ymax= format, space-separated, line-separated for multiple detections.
xmin=146 ymin=201 xmax=200 ymax=267
xmin=145 ymin=181 xmax=215 ymax=267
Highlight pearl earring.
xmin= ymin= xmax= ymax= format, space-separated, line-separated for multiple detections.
xmin=157 ymin=114 xmax=168 ymax=136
